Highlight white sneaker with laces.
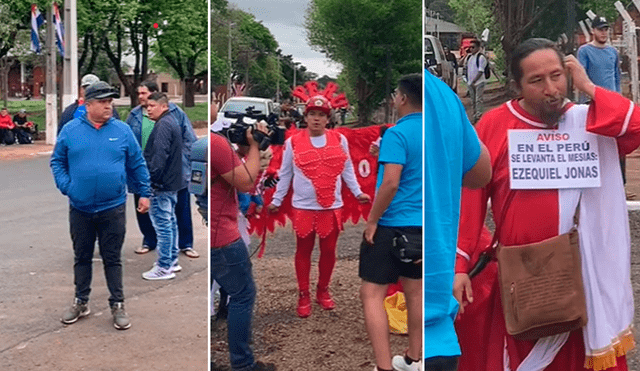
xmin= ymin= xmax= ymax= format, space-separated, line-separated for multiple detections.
xmin=142 ymin=264 xmax=176 ymax=280
xmin=392 ymin=355 xmax=422 ymax=371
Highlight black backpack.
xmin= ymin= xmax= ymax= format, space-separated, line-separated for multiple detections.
xmin=476 ymin=53 xmax=491 ymax=79
xmin=16 ymin=130 xmax=33 ymax=144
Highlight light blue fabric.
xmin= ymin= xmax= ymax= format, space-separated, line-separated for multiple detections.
xmin=376 ymin=112 xmax=423 ymax=227
xmin=577 ymin=44 xmax=621 ymax=94
xmin=149 ymin=190 xmax=179 ymax=269
xmin=423 ymin=70 xmax=481 ymax=359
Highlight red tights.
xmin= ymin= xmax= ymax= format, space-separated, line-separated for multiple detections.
xmin=294 ymin=227 xmax=340 ymax=292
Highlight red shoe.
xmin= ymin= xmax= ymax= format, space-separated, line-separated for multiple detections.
xmin=316 ymin=286 xmax=335 ymax=310
xmin=297 ymin=291 xmax=312 ymax=318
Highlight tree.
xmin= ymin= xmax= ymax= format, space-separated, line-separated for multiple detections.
xmin=209 ymin=5 xmax=289 ymax=99
xmin=426 ymin=0 xmax=456 ymax=22
xmin=578 ymin=0 xmax=632 ymax=23
xmin=152 ymin=0 xmax=208 ymax=107
xmin=74 ymin=0 xmax=155 ymax=107
xmin=448 ymin=0 xmax=494 ymax=37
xmin=233 ymin=9 xmax=279 ymax=97
xmin=306 ymin=0 xmax=421 ymax=124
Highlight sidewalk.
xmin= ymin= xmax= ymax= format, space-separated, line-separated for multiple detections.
xmin=0 ymin=128 xmax=208 ymax=161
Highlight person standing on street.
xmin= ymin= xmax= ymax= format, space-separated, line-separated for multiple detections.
xmin=51 ymin=81 xmax=151 ymax=330
xmin=126 ymin=81 xmax=199 ymax=258
xmin=577 ymin=16 xmax=630 ymax=198
xmin=268 ymin=95 xmax=371 ymax=318
xmin=210 ymin=123 xmax=276 ymax=371
xmin=466 ymin=39 xmax=488 ymax=124
xmin=359 ymin=74 xmax=424 ymax=371
xmin=141 ymin=93 xmax=185 ymax=280
xmin=455 ymin=38 xmax=639 ymax=371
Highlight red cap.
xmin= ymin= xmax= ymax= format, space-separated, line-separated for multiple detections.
xmin=304 ymin=95 xmax=332 ymax=116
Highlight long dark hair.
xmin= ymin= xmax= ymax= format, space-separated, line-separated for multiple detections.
xmin=511 ymin=38 xmax=565 ymax=87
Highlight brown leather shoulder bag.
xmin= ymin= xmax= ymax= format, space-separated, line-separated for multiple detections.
xmin=494 ymin=193 xmax=588 ymax=340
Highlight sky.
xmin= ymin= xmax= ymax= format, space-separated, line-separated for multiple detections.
xmin=227 ymin=0 xmax=343 ymax=78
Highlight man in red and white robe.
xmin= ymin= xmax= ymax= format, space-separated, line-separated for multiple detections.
xmin=454 ymin=38 xmax=638 ymax=371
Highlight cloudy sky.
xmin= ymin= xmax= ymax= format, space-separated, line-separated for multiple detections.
xmin=227 ymin=0 xmax=342 ymax=78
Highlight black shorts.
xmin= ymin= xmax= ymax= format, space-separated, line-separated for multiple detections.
xmin=358 ymin=225 xmax=422 ymax=284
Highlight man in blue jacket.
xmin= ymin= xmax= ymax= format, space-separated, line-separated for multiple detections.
xmin=141 ymin=92 xmax=185 ymax=280
xmin=51 ymin=81 xmax=152 ymax=330
xmin=125 ymin=81 xmax=199 ymax=258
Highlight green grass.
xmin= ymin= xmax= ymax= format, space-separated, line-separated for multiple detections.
xmin=4 ymin=100 xmax=207 ymax=132
xmin=6 ymin=100 xmax=46 ymax=131
xmin=117 ymin=102 xmax=207 ymax=127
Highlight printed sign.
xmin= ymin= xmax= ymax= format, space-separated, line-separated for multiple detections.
xmin=508 ymin=129 xmax=601 ymax=189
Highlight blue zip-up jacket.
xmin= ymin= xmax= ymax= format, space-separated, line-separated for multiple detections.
xmin=126 ymin=102 xmax=196 ymax=192
xmin=51 ymin=114 xmax=152 ymax=213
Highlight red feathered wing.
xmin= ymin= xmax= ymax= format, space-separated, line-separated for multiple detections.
xmin=250 ymin=125 xmax=390 ymax=257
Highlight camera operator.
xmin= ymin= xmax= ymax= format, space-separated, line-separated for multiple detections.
xmin=210 ymin=122 xmax=276 ymax=371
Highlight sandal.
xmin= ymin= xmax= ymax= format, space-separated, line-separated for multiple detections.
xmin=181 ymin=248 xmax=200 ymax=258
xmin=134 ymin=245 xmax=152 ymax=255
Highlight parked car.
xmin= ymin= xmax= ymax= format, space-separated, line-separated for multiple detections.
xmin=220 ymin=97 xmax=275 ymax=120
xmin=424 ymin=35 xmax=458 ymax=92
xmin=211 ymin=96 xmax=276 ymax=132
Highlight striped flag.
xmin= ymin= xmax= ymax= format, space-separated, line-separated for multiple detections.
xmin=30 ymin=4 xmax=45 ymax=53
xmin=53 ymin=3 xmax=65 ymax=57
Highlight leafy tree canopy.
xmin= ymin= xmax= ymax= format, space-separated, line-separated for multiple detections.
xmin=306 ymin=0 xmax=421 ymax=124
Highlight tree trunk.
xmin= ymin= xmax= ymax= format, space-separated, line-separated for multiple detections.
xmin=183 ymin=77 xmax=196 ymax=107
xmin=1 ymin=57 xmax=9 ymax=108
xmin=355 ymin=76 xmax=372 ymax=125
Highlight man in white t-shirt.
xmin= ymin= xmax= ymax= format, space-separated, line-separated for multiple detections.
xmin=466 ymin=39 xmax=488 ymax=124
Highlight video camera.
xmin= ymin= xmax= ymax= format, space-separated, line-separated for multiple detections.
xmin=223 ymin=106 xmax=285 ymax=151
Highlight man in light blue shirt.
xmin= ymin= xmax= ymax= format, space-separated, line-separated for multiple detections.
xmin=422 ymin=70 xmax=491 ymax=370
xmin=577 ymin=16 xmax=621 ymax=97
xmin=360 ymin=74 xmax=423 ymax=371
xmin=577 ymin=16 xmax=629 ymax=197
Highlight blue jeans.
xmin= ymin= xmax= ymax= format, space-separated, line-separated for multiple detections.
xmin=149 ymin=191 xmax=178 ymax=269
xmin=211 ymin=239 xmax=256 ymax=371
xmin=135 ymin=188 xmax=193 ymax=250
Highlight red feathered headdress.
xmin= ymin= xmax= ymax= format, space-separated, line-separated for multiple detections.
xmin=292 ymin=81 xmax=349 ymax=110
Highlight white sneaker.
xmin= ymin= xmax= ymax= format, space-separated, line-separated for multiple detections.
xmin=152 ymin=260 xmax=182 ymax=273
xmin=142 ymin=264 xmax=176 ymax=280
xmin=392 ymin=355 xmax=422 ymax=371
xmin=172 ymin=261 xmax=182 ymax=273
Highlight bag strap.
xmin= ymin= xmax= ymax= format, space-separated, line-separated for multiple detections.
xmin=469 ymin=137 xmax=583 ymax=278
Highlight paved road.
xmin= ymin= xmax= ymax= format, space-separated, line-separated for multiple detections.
xmin=0 ymin=156 xmax=208 ymax=370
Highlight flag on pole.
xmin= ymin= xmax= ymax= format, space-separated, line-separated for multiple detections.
xmin=53 ymin=3 xmax=65 ymax=57
xmin=30 ymin=4 xmax=45 ymax=53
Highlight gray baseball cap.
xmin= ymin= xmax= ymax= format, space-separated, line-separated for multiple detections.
xmin=80 ymin=74 xmax=100 ymax=88
xmin=84 ymin=81 xmax=120 ymax=101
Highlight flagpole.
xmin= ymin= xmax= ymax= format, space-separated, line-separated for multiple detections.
xmin=62 ymin=0 xmax=78 ymax=111
xmin=46 ymin=4 xmax=58 ymax=145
